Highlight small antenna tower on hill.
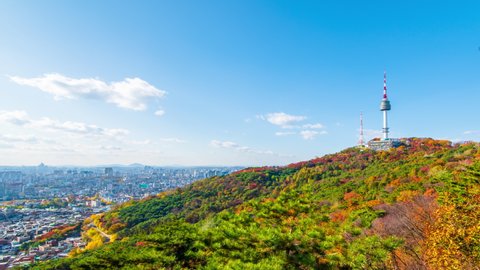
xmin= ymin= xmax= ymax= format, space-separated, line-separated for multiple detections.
xmin=358 ymin=112 xmax=365 ymax=147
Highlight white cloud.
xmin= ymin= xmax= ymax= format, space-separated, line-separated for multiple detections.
xmin=50 ymin=120 xmax=127 ymax=137
xmin=0 ymin=134 xmax=39 ymax=143
xmin=303 ymin=123 xmax=324 ymax=129
xmin=0 ymin=110 xmax=30 ymax=125
xmin=262 ymin=112 xmax=306 ymax=128
xmin=125 ymin=137 xmax=186 ymax=145
xmin=0 ymin=133 xmax=76 ymax=153
xmin=210 ymin=140 xmax=278 ymax=155
xmin=35 ymin=118 xmax=129 ymax=137
xmin=154 ymin=110 xmax=165 ymax=117
xmin=0 ymin=111 xmax=192 ymax=165
xmin=275 ymin=131 xmax=296 ymax=136
xmin=131 ymin=139 xmax=152 ymax=145
xmin=0 ymin=142 xmax=14 ymax=149
xmin=464 ymin=130 xmax=480 ymax=135
xmin=259 ymin=113 xmax=326 ymax=138
xmin=211 ymin=140 xmax=239 ymax=149
xmin=300 ymin=130 xmax=327 ymax=140
xmin=98 ymin=145 xmax=123 ymax=151
xmin=0 ymin=110 xmax=129 ymax=138
xmin=10 ymin=73 xmax=166 ymax=111
xmin=101 ymin=128 xmax=130 ymax=137
xmin=300 ymin=130 xmax=318 ymax=140
xmin=159 ymin=137 xmax=187 ymax=143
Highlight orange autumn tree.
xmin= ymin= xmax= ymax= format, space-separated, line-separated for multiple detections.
xmin=370 ymin=193 xmax=437 ymax=269
xmin=423 ymin=162 xmax=480 ymax=269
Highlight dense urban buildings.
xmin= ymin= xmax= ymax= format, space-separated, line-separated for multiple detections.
xmin=0 ymin=201 xmax=95 ymax=268
xmin=0 ymin=165 xmax=241 ymax=202
xmin=0 ymin=165 xmax=241 ymax=268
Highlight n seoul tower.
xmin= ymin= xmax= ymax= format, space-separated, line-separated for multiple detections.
xmin=380 ymin=71 xmax=391 ymax=140
xmin=367 ymin=72 xmax=401 ymax=150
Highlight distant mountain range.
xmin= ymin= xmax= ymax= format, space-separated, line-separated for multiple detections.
xmin=30 ymin=138 xmax=480 ymax=269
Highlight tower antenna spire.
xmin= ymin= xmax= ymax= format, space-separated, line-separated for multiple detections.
xmin=383 ymin=71 xmax=387 ymax=99
xmin=359 ymin=112 xmax=364 ymax=146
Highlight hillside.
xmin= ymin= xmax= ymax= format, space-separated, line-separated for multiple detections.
xmin=29 ymin=138 xmax=480 ymax=269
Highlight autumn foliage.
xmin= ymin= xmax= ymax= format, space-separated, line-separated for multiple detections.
xmin=29 ymin=138 xmax=480 ymax=270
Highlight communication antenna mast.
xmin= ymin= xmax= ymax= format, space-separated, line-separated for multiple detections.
xmin=359 ymin=112 xmax=365 ymax=146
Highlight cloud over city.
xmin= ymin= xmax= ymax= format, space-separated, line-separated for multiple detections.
xmin=9 ymin=73 xmax=166 ymax=111
xmin=210 ymin=140 xmax=277 ymax=155
xmin=260 ymin=112 xmax=306 ymax=128
xmin=258 ymin=112 xmax=326 ymax=140
xmin=300 ymin=130 xmax=327 ymax=140
xmin=0 ymin=110 xmax=186 ymax=164
xmin=0 ymin=110 xmax=129 ymax=138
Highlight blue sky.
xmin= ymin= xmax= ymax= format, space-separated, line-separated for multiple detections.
xmin=0 ymin=1 xmax=479 ymax=166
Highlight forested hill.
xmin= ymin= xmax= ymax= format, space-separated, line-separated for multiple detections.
xmin=31 ymin=138 xmax=480 ymax=269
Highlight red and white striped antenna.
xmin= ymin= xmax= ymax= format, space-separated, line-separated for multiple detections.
xmin=383 ymin=71 xmax=388 ymax=99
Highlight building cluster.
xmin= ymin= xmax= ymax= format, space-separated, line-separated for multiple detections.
xmin=0 ymin=166 xmax=241 ymax=267
xmin=0 ymin=201 xmax=96 ymax=269
xmin=0 ymin=237 xmax=84 ymax=269
xmin=0 ymin=166 xmax=242 ymax=202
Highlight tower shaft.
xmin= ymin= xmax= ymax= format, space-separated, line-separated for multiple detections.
xmin=383 ymin=110 xmax=389 ymax=140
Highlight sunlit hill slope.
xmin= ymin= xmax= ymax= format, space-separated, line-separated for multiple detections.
xmin=31 ymin=138 xmax=480 ymax=269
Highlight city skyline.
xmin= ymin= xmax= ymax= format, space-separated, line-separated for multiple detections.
xmin=0 ymin=1 xmax=479 ymax=166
